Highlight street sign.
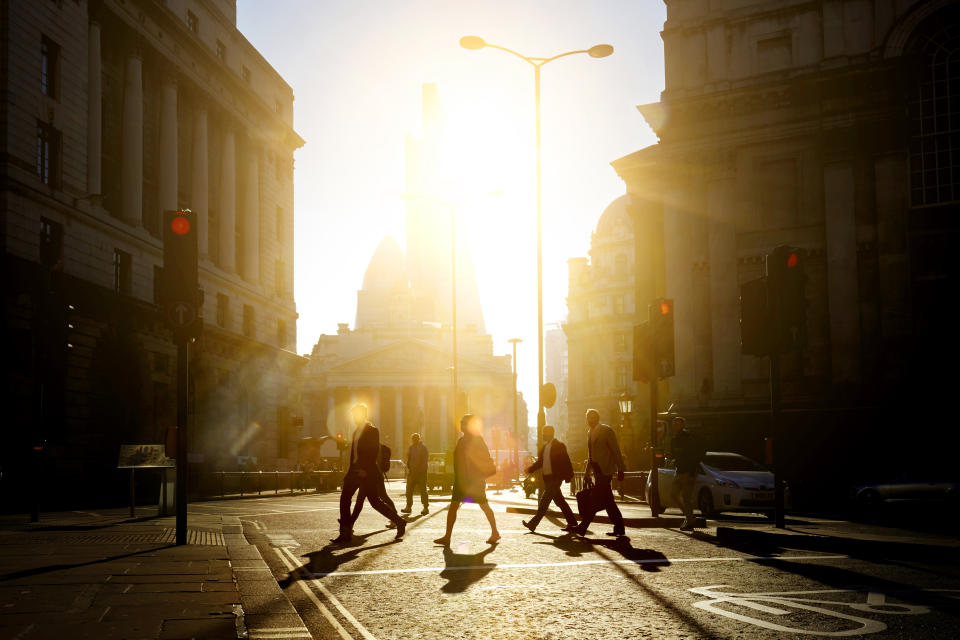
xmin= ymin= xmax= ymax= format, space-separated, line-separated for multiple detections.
xmin=168 ymin=301 xmax=197 ymax=328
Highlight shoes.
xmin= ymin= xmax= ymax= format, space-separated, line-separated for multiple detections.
xmin=330 ymin=530 xmax=352 ymax=543
xmin=386 ymin=521 xmax=396 ymax=529
xmin=606 ymin=529 xmax=626 ymax=537
xmin=421 ymin=506 xmax=429 ymax=515
xmin=561 ymin=523 xmax=578 ymax=532
xmin=486 ymin=532 xmax=501 ymax=544
xmin=572 ymin=525 xmax=588 ymax=538
xmin=433 ymin=536 xmax=451 ymax=546
xmin=395 ymin=518 xmax=406 ymax=539
xmin=679 ymin=519 xmax=694 ymax=531
xmin=401 ymin=506 xmax=412 ymax=514
xmin=521 ymin=519 xmax=537 ymax=533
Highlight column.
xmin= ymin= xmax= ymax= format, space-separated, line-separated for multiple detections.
xmin=219 ymin=130 xmax=236 ymax=271
xmin=824 ymin=162 xmax=862 ymax=384
xmin=243 ymin=148 xmax=260 ymax=282
xmin=707 ymin=179 xmax=741 ymax=398
xmin=158 ymin=75 xmax=178 ymax=213
xmin=193 ymin=106 xmax=209 ymax=256
xmin=372 ymin=388 xmax=381 ymax=435
xmin=86 ymin=21 xmax=101 ymax=196
xmin=121 ymin=53 xmax=142 ymax=226
xmin=394 ymin=388 xmax=403 ymax=450
xmin=417 ymin=387 xmax=426 ymax=442
xmin=663 ymin=185 xmax=696 ymax=402
xmin=327 ymin=389 xmax=336 ymax=436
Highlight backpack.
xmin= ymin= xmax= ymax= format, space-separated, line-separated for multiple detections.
xmin=379 ymin=444 xmax=391 ymax=473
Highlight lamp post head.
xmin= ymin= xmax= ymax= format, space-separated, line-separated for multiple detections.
xmin=460 ymin=35 xmax=486 ymax=50
xmin=588 ymin=44 xmax=614 ymax=58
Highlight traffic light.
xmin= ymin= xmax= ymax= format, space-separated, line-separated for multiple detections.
xmin=766 ymin=246 xmax=806 ymax=353
xmin=740 ymin=277 xmax=769 ymax=356
xmin=632 ymin=322 xmax=651 ymax=383
xmin=650 ymin=298 xmax=675 ymax=379
xmin=161 ymin=209 xmax=201 ymax=342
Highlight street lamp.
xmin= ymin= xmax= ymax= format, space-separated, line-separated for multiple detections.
xmin=508 ymin=337 xmax=522 ymax=481
xmin=460 ymin=35 xmax=613 ymax=452
xmin=619 ymin=391 xmax=633 ymax=470
xmin=401 ymin=190 xmax=502 ymax=445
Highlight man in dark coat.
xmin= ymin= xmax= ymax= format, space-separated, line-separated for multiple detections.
xmin=402 ymin=433 xmax=429 ymax=515
xmin=671 ymin=416 xmax=704 ymax=531
xmin=522 ymin=425 xmax=578 ymax=533
xmin=331 ymin=404 xmax=406 ymax=543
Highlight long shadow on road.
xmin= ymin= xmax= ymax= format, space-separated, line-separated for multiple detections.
xmin=439 ymin=544 xmax=498 ymax=593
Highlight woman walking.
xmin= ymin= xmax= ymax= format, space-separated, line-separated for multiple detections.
xmin=433 ymin=414 xmax=501 ymax=546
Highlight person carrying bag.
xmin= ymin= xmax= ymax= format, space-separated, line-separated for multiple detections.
xmin=573 ymin=408 xmax=626 ymax=538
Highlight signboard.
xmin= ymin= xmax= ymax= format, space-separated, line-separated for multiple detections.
xmin=117 ymin=444 xmax=176 ymax=469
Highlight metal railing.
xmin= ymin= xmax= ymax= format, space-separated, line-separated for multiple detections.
xmin=190 ymin=470 xmax=345 ymax=500
xmin=569 ymin=470 xmax=649 ymax=501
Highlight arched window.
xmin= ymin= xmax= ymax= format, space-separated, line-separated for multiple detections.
xmin=614 ymin=254 xmax=628 ymax=278
xmin=909 ymin=12 xmax=960 ymax=206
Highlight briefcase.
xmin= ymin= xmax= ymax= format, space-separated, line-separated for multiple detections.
xmin=576 ymin=480 xmax=604 ymax=518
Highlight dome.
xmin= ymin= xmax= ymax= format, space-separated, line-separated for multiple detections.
xmin=362 ymin=237 xmax=407 ymax=291
xmin=595 ymin=194 xmax=632 ymax=237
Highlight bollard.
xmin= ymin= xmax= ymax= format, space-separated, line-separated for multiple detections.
xmin=240 ymin=471 xmax=244 ymax=497
xmin=275 ymin=471 xmax=279 ymax=495
xmin=258 ymin=471 xmax=262 ymax=496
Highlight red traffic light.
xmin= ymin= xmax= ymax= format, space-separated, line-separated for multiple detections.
xmin=171 ymin=215 xmax=191 ymax=236
xmin=786 ymin=252 xmax=798 ymax=268
xmin=659 ymin=301 xmax=672 ymax=316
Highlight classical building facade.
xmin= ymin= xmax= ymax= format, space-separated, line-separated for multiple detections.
xmin=564 ymin=196 xmax=648 ymax=467
xmin=612 ymin=0 xmax=960 ymax=494
xmin=303 ymin=85 xmax=522 ymax=458
xmin=2 ymin=0 xmax=304 ymax=507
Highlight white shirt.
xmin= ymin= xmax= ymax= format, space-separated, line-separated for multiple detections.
xmin=351 ymin=424 xmax=365 ymax=464
xmin=543 ymin=438 xmax=555 ymax=476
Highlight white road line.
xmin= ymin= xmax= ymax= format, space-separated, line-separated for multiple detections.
xmin=309 ymin=553 xmax=848 ymax=578
xmin=273 ymin=547 xmax=354 ymax=640
xmin=280 ymin=547 xmax=380 ymax=640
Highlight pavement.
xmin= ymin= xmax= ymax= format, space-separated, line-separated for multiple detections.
xmin=1 ymin=483 xmax=959 ymax=639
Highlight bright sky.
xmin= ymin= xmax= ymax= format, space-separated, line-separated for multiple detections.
xmin=237 ymin=1 xmax=665 ymax=429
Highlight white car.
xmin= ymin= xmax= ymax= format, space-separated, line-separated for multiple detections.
xmin=647 ymin=451 xmax=789 ymax=518
xmin=385 ymin=459 xmax=407 ymax=480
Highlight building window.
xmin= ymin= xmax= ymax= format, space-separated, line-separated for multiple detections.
xmin=41 ymin=36 xmax=59 ymax=98
xmin=113 ymin=249 xmax=132 ymax=295
xmin=613 ymin=295 xmax=625 ymax=315
xmin=243 ymin=304 xmax=255 ymax=337
xmin=909 ymin=13 xmax=960 ymax=206
xmin=615 ymin=254 xmax=628 ymax=278
xmin=153 ymin=352 xmax=170 ymax=374
xmin=217 ymin=293 xmax=229 ymax=328
xmin=614 ymin=332 xmax=627 ymax=353
xmin=276 ymin=206 xmax=283 ymax=238
xmin=36 ymin=121 xmax=60 ymax=186
xmin=242 ymin=65 xmax=251 ymax=84
xmin=615 ymin=364 xmax=627 ymax=390
xmin=277 ymin=318 xmax=287 ymax=348
xmin=39 ymin=217 xmax=63 ymax=267
xmin=275 ymin=259 xmax=285 ymax=295
xmin=186 ymin=10 xmax=198 ymax=33
xmin=216 ymin=40 xmax=226 ymax=62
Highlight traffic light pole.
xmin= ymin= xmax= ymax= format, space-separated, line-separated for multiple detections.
xmin=769 ymin=352 xmax=785 ymax=529
xmin=175 ymin=339 xmax=188 ymax=545
xmin=648 ymin=305 xmax=660 ymax=517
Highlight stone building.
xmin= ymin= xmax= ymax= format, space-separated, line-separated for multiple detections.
xmin=544 ymin=323 xmax=569 ymax=441
xmin=2 ymin=0 xmax=304 ymax=507
xmin=563 ymin=196 xmax=647 ymax=467
xmin=611 ymin=0 xmax=960 ymax=497
xmin=302 ymin=85 xmax=521 ymax=458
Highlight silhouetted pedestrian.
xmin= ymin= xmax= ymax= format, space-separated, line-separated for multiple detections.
xmin=350 ymin=436 xmax=401 ymax=529
xmin=331 ymin=404 xmax=406 ymax=543
xmin=671 ymin=416 xmax=704 ymax=531
xmin=522 ymin=425 xmax=578 ymax=533
xmin=433 ymin=414 xmax=500 ymax=546
xmin=574 ymin=409 xmax=626 ymax=537
xmin=402 ymin=433 xmax=429 ymax=515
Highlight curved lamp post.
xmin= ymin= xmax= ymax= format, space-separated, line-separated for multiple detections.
xmin=460 ymin=35 xmax=613 ymax=451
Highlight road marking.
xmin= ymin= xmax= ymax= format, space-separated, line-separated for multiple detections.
xmin=280 ymin=547 xmax=380 ymax=640
xmin=689 ymin=586 xmax=960 ymax=636
xmin=308 ymin=553 xmax=847 ymax=578
xmin=273 ymin=547 xmax=354 ymax=640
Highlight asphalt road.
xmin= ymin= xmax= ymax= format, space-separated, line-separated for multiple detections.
xmin=189 ymin=483 xmax=960 ymax=639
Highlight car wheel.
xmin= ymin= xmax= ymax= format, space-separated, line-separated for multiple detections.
xmin=698 ymin=489 xmax=715 ymax=518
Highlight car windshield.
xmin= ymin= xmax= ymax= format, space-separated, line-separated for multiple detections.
xmin=703 ymin=454 xmax=767 ymax=472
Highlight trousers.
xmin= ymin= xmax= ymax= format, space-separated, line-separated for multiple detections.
xmin=405 ymin=470 xmax=429 ymax=509
xmin=339 ymin=466 xmax=400 ymax=531
xmin=529 ymin=475 xmax=577 ymax=527
xmin=577 ymin=472 xmax=624 ymax=531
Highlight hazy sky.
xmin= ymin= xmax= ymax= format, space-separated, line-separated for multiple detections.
xmin=237 ymin=1 xmax=666 ymax=426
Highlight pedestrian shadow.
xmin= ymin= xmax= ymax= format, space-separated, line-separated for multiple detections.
xmin=439 ymin=544 xmax=498 ymax=593
xmin=278 ymin=534 xmax=395 ymax=588
xmin=594 ymin=537 xmax=670 ymax=572
xmin=530 ymin=531 xmax=593 ymax=558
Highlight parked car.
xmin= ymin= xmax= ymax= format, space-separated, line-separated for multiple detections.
xmin=647 ymin=451 xmax=790 ymax=518
xmin=852 ymin=476 xmax=960 ymax=509
xmin=385 ymin=459 xmax=407 ymax=480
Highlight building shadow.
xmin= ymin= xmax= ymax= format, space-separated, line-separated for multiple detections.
xmin=439 ymin=544 xmax=498 ymax=593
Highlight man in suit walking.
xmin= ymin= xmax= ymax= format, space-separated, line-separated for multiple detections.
xmin=331 ymin=404 xmax=406 ymax=543
xmin=522 ymin=425 xmax=578 ymax=533
xmin=574 ymin=408 xmax=626 ymax=538
xmin=402 ymin=433 xmax=429 ymax=515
